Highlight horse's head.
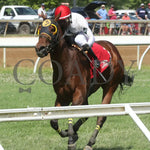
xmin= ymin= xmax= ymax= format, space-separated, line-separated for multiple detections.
xmin=35 ymin=19 xmax=59 ymax=58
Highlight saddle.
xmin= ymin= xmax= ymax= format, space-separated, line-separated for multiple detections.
xmin=89 ymin=42 xmax=111 ymax=79
xmin=72 ymin=42 xmax=111 ymax=79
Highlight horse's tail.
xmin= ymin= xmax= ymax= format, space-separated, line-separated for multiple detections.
xmin=120 ymin=71 xmax=134 ymax=90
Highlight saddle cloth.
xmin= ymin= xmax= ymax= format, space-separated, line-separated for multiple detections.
xmin=88 ymin=42 xmax=111 ymax=79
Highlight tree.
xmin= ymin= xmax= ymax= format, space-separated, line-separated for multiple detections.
xmin=1 ymin=0 xmax=150 ymax=11
xmin=128 ymin=0 xmax=150 ymax=9
xmin=0 ymin=0 xmax=60 ymax=10
xmin=103 ymin=0 xmax=130 ymax=9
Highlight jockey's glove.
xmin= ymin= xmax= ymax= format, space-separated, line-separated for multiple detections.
xmin=81 ymin=44 xmax=90 ymax=52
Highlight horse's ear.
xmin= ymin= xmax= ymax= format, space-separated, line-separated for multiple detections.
xmin=54 ymin=12 xmax=61 ymax=22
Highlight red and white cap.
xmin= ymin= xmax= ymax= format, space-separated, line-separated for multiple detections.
xmin=55 ymin=5 xmax=71 ymax=20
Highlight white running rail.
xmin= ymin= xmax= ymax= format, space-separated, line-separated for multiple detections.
xmin=0 ymin=102 xmax=150 ymax=141
xmin=0 ymin=36 xmax=149 ymax=70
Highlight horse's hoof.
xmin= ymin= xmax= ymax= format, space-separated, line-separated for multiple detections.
xmin=68 ymin=143 xmax=76 ymax=150
xmin=83 ymin=145 xmax=93 ymax=150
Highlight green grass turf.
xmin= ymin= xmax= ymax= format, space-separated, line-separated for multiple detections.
xmin=0 ymin=67 xmax=150 ymax=150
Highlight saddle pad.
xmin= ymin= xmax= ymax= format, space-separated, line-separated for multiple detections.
xmin=88 ymin=42 xmax=111 ymax=79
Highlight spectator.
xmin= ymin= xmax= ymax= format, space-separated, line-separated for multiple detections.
xmin=96 ymin=4 xmax=108 ymax=35
xmin=38 ymin=3 xmax=47 ymax=20
xmin=108 ymin=4 xmax=117 ymax=35
xmin=121 ymin=12 xmax=132 ymax=35
xmin=136 ymin=3 xmax=146 ymax=35
xmin=145 ymin=3 xmax=150 ymax=35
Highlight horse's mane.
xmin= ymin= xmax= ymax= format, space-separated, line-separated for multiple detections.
xmin=53 ymin=19 xmax=83 ymax=55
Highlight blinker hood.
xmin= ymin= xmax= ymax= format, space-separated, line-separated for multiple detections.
xmin=40 ymin=19 xmax=58 ymax=37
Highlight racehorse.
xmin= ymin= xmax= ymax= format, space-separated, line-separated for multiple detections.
xmin=35 ymin=17 xmax=133 ymax=150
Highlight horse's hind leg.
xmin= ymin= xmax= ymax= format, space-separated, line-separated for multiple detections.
xmin=73 ymin=118 xmax=88 ymax=132
xmin=84 ymin=85 xmax=118 ymax=150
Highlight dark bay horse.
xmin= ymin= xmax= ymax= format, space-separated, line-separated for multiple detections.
xmin=35 ymin=18 xmax=133 ymax=150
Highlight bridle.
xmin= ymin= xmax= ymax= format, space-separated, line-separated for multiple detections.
xmin=39 ymin=32 xmax=59 ymax=53
xmin=36 ymin=19 xmax=60 ymax=57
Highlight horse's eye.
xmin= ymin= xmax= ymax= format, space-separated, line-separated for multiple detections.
xmin=51 ymin=27 xmax=55 ymax=32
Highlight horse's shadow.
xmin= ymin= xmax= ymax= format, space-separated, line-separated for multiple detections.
xmin=78 ymin=146 xmax=132 ymax=150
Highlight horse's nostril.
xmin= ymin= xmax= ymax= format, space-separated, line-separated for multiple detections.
xmin=35 ymin=45 xmax=49 ymax=58
xmin=39 ymin=46 xmax=46 ymax=51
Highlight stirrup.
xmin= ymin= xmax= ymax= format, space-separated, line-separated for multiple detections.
xmin=94 ymin=59 xmax=100 ymax=68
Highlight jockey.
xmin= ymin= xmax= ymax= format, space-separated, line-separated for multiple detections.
xmin=54 ymin=5 xmax=100 ymax=68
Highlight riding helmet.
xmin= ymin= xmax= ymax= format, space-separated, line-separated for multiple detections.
xmin=55 ymin=5 xmax=71 ymax=20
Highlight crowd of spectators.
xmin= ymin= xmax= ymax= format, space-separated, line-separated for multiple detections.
xmin=96 ymin=3 xmax=150 ymax=35
xmin=37 ymin=2 xmax=150 ymax=35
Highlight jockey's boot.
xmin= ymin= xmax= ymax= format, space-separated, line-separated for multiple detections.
xmin=87 ymin=49 xmax=100 ymax=68
xmin=82 ymin=44 xmax=100 ymax=68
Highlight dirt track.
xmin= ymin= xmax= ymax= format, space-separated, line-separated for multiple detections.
xmin=0 ymin=45 xmax=150 ymax=68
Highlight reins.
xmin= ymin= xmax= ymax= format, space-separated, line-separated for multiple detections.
xmin=39 ymin=30 xmax=60 ymax=53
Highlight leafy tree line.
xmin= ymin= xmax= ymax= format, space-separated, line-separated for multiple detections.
xmin=102 ymin=0 xmax=150 ymax=10
xmin=1 ymin=0 xmax=150 ymax=11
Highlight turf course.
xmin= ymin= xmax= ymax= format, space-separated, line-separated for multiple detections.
xmin=0 ymin=67 xmax=150 ymax=150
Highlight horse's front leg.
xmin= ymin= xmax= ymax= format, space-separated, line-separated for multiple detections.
xmin=50 ymin=119 xmax=68 ymax=137
xmin=67 ymin=117 xmax=89 ymax=149
xmin=50 ymin=98 xmax=69 ymax=138
xmin=67 ymin=118 xmax=78 ymax=150
xmin=67 ymin=86 xmax=89 ymax=150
